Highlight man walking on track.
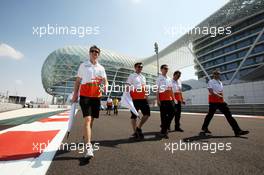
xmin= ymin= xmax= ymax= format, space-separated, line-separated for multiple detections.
xmin=106 ymin=97 xmax=113 ymax=116
xmin=72 ymin=45 xmax=108 ymax=158
xmin=201 ymin=70 xmax=249 ymax=137
xmin=126 ymin=62 xmax=150 ymax=139
xmin=171 ymin=70 xmax=185 ymax=132
xmin=113 ymin=97 xmax=119 ymax=115
xmin=156 ymin=64 xmax=176 ymax=139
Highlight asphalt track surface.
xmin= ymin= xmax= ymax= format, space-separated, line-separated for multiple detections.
xmin=47 ymin=110 xmax=264 ymax=175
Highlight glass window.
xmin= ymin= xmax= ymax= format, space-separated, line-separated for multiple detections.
xmin=221 ymin=76 xmax=226 ymax=81
xmin=252 ymin=44 xmax=264 ymax=54
xmin=223 ymin=73 xmax=229 ymax=80
xmin=225 ymin=53 xmax=237 ymax=62
xmin=239 ymin=69 xmax=251 ymax=77
xmin=237 ymin=39 xmax=252 ymax=49
xmin=214 ymin=42 xmax=223 ymax=50
xmin=255 ymin=55 xmax=264 ymax=63
xmin=213 ymin=49 xmax=223 ymax=57
xmin=224 ymin=45 xmax=236 ymax=53
xmin=204 ymin=54 xmax=212 ymax=61
xmin=226 ymin=62 xmax=238 ymax=70
xmin=244 ymin=58 xmax=255 ymax=66
xmin=220 ymin=65 xmax=226 ymax=72
xmin=223 ymin=37 xmax=234 ymax=45
xmin=238 ymin=50 xmax=247 ymax=58
xmin=226 ymin=72 xmax=233 ymax=80
xmin=259 ymin=34 xmax=264 ymax=41
xmin=216 ymin=57 xmax=225 ymax=64
xmin=235 ymin=33 xmax=244 ymax=40
xmin=250 ymin=27 xmax=262 ymax=34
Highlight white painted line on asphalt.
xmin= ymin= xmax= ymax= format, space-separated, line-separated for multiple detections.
xmin=0 ymin=112 xmax=70 ymax=175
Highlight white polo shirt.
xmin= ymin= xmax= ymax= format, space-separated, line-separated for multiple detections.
xmin=107 ymin=98 xmax=113 ymax=106
xmin=77 ymin=59 xmax=107 ymax=84
xmin=126 ymin=73 xmax=146 ymax=88
xmin=156 ymin=75 xmax=173 ymax=101
xmin=156 ymin=75 xmax=172 ymax=93
xmin=126 ymin=72 xmax=147 ymax=100
xmin=208 ymin=79 xmax=223 ymax=94
xmin=77 ymin=59 xmax=107 ymax=97
xmin=172 ymin=79 xmax=182 ymax=93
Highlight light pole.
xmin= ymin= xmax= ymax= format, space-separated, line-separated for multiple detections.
xmin=154 ymin=42 xmax=159 ymax=76
xmin=63 ymin=81 xmax=67 ymax=105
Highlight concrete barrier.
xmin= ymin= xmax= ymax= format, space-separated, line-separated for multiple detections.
xmin=0 ymin=103 xmax=23 ymax=113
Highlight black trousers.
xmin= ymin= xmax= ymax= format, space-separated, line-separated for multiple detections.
xmin=160 ymin=101 xmax=175 ymax=134
xmin=114 ymin=106 xmax=118 ymax=114
xmin=202 ymin=103 xmax=241 ymax=132
xmin=174 ymin=102 xmax=182 ymax=128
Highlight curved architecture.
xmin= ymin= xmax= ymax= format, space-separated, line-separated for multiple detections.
xmin=142 ymin=0 xmax=264 ymax=84
xmin=41 ymin=46 xmax=157 ymax=103
xmin=193 ymin=9 xmax=264 ymax=83
xmin=42 ymin=0 xmax=264 ymax=104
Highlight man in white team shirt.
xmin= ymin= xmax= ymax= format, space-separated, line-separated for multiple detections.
xmin=171 ymin=70 xmax=185 ymax=132
xmin=126 ymin=62 xmax=150 ymax=139
xmin=201 ymin=70 xmax=249 ymax=137
xmin=72 ymin=45 xmax=108 ymax=158
xmin=106 ymin=97 xmax=113 ymax=115
xmin=156 ymin=64 xmax=176 ymax=139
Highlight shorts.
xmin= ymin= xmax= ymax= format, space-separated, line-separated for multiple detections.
xmin=79 ymin=96 xmax=101 ymax=118
xmin=131 ymin=99 xmax=150 ymax=119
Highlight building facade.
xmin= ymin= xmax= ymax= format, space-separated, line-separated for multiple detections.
xmin=41 ymin=0 xmax=264 ymax=105
xmin=41 ymin=46 xmax=157 ymax=104
xmin=193 ymin=10 xmax=264 ymax=84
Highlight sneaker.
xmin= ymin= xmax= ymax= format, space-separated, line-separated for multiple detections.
xmin=136 ymin=127 xmax=144 ymax=139
xmin=85 ymin=146 xmax=94 ymax=158
xmin=130 ymin=132 xmax=138 ymax=139
xmin=175 ymin=128 xmax=184 ymax=132
xmin=159 ymin=132 xmax=169 ymax=139
xmin=202 ymin=128 xmax=211 ymax=134
xmin=235 ymin=130 xmax=249 ymax=137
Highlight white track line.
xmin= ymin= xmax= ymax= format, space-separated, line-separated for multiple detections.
xmin=0 ymin=112 xmax=71 ymax=175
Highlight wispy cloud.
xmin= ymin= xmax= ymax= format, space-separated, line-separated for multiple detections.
xmin=0 ymin=43 xmax=24 ymax=60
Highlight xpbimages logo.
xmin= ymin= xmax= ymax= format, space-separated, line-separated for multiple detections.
xmin=32 ymin=141 xmax=100 ymax=154
xmin=99 ymin=83 xmax=169 ymax=95
xmin=164 ymin=25 xmax=232 ymax=38
xmin=32 ymin=24 xmax=100 ymax=38
xmin=164 ymin=140 xmax=232 ymax=154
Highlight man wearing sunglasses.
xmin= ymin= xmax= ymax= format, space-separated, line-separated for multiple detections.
xmin=156 ymin=64 xmax=176 ymax=139
xmin=126 ymin=62 xmax=150 ymax=139
xmin=201 ymin=70 xmax=249 ymax=137
xmin=72 ymin=45 xmax=108 ymax=158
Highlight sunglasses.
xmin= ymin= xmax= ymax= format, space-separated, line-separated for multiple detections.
xmin=90 ymin=50 xmax=100 ymax=54
xmin=137 ymin=66 xmax=143 ymax=68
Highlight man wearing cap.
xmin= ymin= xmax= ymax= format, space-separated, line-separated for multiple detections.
xmin=201 ymin=70 xmax=249 ymax=137
xmin=72 ymin=45 xmax=108 ymax=158
xmin=126 ymin=62 xmax=150 ymax=139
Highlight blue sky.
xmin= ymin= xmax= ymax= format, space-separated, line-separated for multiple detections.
xmin=0 ymin=0 xmax=229 ymax=101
